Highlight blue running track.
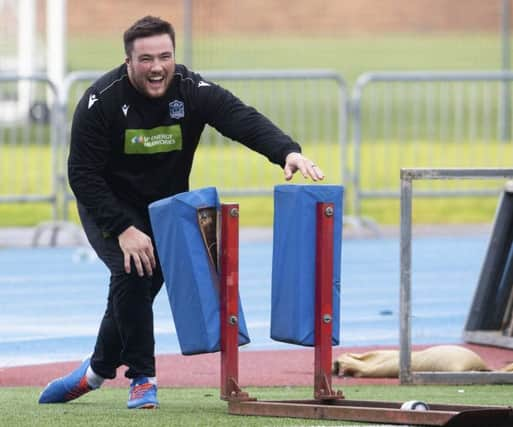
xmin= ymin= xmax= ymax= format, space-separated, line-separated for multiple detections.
xmin=0 ymin=234 xmax=488 ymax=367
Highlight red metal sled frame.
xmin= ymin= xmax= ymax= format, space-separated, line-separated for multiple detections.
xmin=218 ymin=202 xmax=513 ymax=426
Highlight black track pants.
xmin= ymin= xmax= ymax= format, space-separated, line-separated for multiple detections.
xmin=78 ymin=203 xmax=163 ymax=379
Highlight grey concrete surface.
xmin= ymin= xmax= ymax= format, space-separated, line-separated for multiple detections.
xmin=0 ymin=221 xmax=492 ymax=248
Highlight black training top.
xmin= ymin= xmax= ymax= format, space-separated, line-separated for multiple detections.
xmin=68 ymin=64 xmax=301 ymax=236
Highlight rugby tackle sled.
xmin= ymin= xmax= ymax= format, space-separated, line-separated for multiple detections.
xmin=215 ymin=199 xmax=513 ymax=427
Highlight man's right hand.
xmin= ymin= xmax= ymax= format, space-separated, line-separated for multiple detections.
xmin=118 ymin=226 xmax=157 ymax=277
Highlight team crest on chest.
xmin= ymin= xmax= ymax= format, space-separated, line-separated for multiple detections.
xmin=169 ymin=100 xmax=185 ymax=119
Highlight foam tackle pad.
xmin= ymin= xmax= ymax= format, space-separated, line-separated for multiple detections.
xmin=148 ymin=187 xmax=250 ymax=355
xmin=271 ymin=185 xmax=343 ymax=346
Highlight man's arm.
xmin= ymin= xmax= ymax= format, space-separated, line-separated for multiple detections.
xmin=68 ymin=89 xmax=156 ymax=277
xmin=193 ymin=79 xmax=324 ymax=181
xmin=68 ymin=88 xmax=133 ymax=236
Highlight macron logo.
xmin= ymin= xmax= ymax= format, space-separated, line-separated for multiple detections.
xmin=198 ymin=81 xmax=211 ymax=88
xmin=88 ymin=94 xmax=99 ymax=109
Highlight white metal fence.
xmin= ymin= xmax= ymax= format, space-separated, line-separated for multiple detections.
xmin=5 ymin=70 xmax=513 ymax=225
xmin=60 ymin=69 xmax=348 ymax=218
xmin=351 ymin=71 xmax=513 ymax=218
xmin=0 ymin=74 xmax=60 ymax=219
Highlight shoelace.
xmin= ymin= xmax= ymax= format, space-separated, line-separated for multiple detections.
xmin=130 ymin=382 xmax=154 ymax=400
xmin=65 ymin=376 xmax=91 ymax=400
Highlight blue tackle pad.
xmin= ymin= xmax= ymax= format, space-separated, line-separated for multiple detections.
xmin=271 ymin=185 xmax=343 ymax=346
xmin=148 ymin=187 xmax=250 ymax=355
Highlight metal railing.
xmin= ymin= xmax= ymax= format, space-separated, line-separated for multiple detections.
xmin=351 ymin=71 xmax=513 ymax=219
xmin=61 ymin=69 xmax=349 ymax=217
xmin=6 ymin=69 xmax=513 ymax=228
xmin=195 ymin=70 xmax=348 ymax=196
xmin=399 ymin=167 xmax=513 ymax=385
xmin=0 ymin=74 xmax=61 ymax=219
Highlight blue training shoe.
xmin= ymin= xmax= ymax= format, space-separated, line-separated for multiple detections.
xmin=127 ymin=377 xmax=159 ymax=409
xmin=38 ymin=357 xmax=94 ymax=404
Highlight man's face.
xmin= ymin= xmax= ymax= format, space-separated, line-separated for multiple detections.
xmin=126 ymin=33 xmax=175 ymax=98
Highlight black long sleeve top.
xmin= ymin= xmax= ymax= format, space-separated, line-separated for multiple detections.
xmin=68 ymin=64 xmax=301 ymax=236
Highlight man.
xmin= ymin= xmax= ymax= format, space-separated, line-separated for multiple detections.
xmin=39 ymin=16 xmax=324 ymax=409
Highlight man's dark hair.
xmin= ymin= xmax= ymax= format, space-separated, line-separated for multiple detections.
xmin=123 ymin=16 xmax=176 ymax=56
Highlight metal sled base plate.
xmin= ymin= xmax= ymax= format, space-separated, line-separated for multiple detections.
xmin=228 ymin=398 xmax=513 ymax=426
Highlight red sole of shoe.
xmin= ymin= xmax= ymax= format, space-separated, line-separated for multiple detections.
xmin=132 ymin=403 xmax=158 ymax=409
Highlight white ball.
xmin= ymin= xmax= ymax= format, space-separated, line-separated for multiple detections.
xmin=400 ymin=400 xmax=429 ymax=411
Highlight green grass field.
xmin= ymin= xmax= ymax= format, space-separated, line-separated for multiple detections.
xmin=2 ymin=385 xmax=512 ymax=426
xmin=68 ymin=33 xmax=505 ymax=83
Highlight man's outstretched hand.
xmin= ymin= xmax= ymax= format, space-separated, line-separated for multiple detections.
xmin=284 ymin=152 xmax=325 ymax=181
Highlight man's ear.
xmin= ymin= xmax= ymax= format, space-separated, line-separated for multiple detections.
xmin=125 ymin=56 xmax=130 ymax=65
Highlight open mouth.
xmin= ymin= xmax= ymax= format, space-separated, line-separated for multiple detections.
xmin=147 ymin=75 xmax=165 ymax=87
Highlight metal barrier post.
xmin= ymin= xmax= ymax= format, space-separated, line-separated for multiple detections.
xmin=314 ymin=202 xmax=343 ymax=400
xmin=220 ymin=203 xmax=250 ymax=401
xmin=399 ymin=168 xmax=513 ymax=385
xmin=399 ymin=172 xmax=413 ymax=384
